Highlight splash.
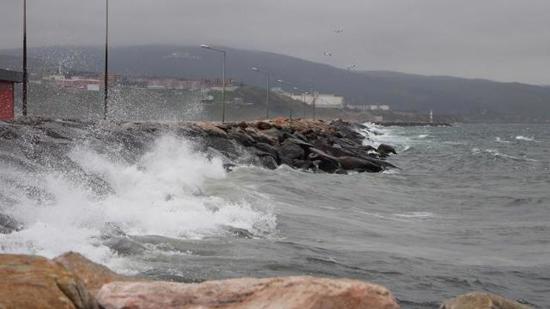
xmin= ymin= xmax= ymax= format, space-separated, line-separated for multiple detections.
xmin=0 ymin=135 xmax=275 ymax=267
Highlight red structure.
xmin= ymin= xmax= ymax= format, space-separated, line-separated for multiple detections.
xmin=0 ymin=69 xmax=23 ymax=121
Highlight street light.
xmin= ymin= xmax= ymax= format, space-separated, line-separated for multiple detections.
xmin=251 ymin=66 xmax=270 ymax=119
xmin=201 ymin=44 xmax=226 ymax=123
xmin=22 ymin=0 xmax=28 ymax=117
xmin=103 ymin=0 xmax=109 ymax=120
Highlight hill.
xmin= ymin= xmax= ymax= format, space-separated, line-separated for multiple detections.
xmin=1 ymin=45 xmax=549 ymax=122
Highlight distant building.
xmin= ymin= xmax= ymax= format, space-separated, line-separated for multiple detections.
xmin=0 ymin=69 xmax=23 ymax=121
xmin=289 ymin=92 xmax=345 ymax=109
xmin=347 ymin=104 xmax=391 ymax=111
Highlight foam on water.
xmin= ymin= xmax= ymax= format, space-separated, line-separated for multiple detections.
xmin=0 ymin=135 xmax=275 ymax=267
xmin=516 ymin=135 xmax=536 ymax=142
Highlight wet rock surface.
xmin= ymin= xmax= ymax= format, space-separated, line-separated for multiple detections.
xmin=96 ymin=276 xmax=400 ymax=309
xmin=0 ymin=254 xmax=98 ymax=309
xmin=440 ymin=292 xmax=532 ymax=309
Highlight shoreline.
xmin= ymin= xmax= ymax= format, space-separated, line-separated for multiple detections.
xmin=0 ymin=252 xmax=531 ymax=309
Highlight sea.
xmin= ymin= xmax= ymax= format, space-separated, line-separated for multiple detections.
xmin=0 ymin=121 xmax=548 ymax=308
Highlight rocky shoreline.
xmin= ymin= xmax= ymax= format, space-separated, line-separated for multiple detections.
xmin=0 ymin=252 xmax=531 ymax=309
xmin=1 ymin=117 xmax=397 ymax=175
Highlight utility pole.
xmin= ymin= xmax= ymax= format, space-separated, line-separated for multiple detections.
xmin=251 ymin=67 xmax=271 ymax=119
xmin=200 ymin=45 xmax=227 ymax=122
xmin=103 ymin=0 xmax=109 ymax=120
xmin=22 ymin=0 xmax=28 ymax=117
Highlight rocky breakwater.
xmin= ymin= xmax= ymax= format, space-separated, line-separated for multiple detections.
xmin=192 ymin=118 xmax=397 ymax=174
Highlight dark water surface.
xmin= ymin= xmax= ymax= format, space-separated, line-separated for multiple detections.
xmin=1 ymin=122 xmax=549 ymax=308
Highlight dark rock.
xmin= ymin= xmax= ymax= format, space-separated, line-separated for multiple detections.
xmin=256 ymin=121 xmax=272 ymax=130
xmin=255 ymin=143 xmax=280 ymax=163
xmin=0 ymin=213 xmax=22 ymax=234
xmin=258 ymin=155 xmax=278 ymax=170
xmin=229 ymin=129 xmax=256 ymax=147
xmin=377 ymin=144 xmax=397 ymax=157
xmin=338 ymin=157 xmax=383 ymax=173
xmin=279 ymin=140 xmax=306 ymax=164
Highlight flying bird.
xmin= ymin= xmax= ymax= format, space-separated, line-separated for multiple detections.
xmin=346 ymin=65 xmax=358 ymax=71
xmin=323 ymin=51 xmax=333 ymax=57
xmin=334 ymin=28 xmax=344 ymax=34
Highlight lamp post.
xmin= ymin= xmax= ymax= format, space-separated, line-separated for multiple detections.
xmin=201 ymin=44 xmax=226 ymax=123
xmin=103 ymin=0 xmax=109 ymax=120
xmin=22 ymin=0 xmax=28 ymax=117
xmin=277 ymin=79 xmax=302 ymax=119
xmin=251 ymin=67 xmax=270 ymax=119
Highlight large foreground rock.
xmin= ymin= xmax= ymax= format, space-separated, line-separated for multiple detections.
xmin=441 ymin=292 xmax=532 ymax=309
xmin=54 ymin=252 xmax=132 ymax=295
xmin=97 ymin=276 xmax=400 ymax=309
xmin=0 ymin=254 xmax=98 ymax=309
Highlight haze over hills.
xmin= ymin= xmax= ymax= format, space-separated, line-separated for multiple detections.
xmin=1 ymin=45 xmax=549 ymax=122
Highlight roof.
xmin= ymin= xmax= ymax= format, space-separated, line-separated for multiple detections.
xmin=0 ymin=69 xmax=23 ymax=83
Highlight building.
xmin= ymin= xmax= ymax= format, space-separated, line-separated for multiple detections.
xmin=347 ymin=104 xmax=391 ymax=111
xmin=289 ymin=92 xmax=345 ymax=109
xmin=0 ymin=69 xmax=23 ymax=121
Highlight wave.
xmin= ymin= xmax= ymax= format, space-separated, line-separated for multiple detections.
xmin=0 ymin=135 xmax=276 ymax=268
xmin=471 ymin=148 xmax=537 ymax=162
xmin=516 ymin=135 xmax=536 ymax=142
xmin=495 ymin=137 xmax=511 ymax=143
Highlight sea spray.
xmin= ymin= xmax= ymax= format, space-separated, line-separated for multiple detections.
xmin=0 ymin=134 xmax=276 ymax=269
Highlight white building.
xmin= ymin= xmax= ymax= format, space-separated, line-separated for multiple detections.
xmin=289 ymin=92 xmax=344 ymax=109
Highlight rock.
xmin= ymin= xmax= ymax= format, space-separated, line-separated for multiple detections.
xmin=377 ymin=144 xmax=397 ymax=157
xmin=440 ymin=292 xmax=532 ymax=309
xmin=0 ymin=254 xmax=98 ymax=309
xmin=229 ymin=129 xmax=256 ymax=147
xmin=195 ymin=122 xmax=228 ymax=138
xmin=254 ymin=142 xmax=280 ymax=162
xmin=279 ymin=139 xmax=305 ymax=164
xmin=0 ymin=213 xmax=22 ymax=234
xmin=256 ymin=121 xmax=272 ymax=130
xmin=54 ymin=252 xmax=132 ymax=295
xmin=258 ymin=154 xmax=278 ymax=170
xmin=338 ymin=156 xmax=383 ymax=173
xmin=97 ymin=276 xmax=400 ymax=309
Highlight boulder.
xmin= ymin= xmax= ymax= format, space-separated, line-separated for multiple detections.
xmin=279 ymin=139 xmax=306 ymax=164
xmin=440 ymin=292 xmax=532 ymax=309
xmin=97 ymin=276 xmax=400 ymax=309
xmin=54 ymin=252 xmax=132 ymax=295
xmin=256 ymin=121 xmax=272 ymax=130
xmin=377 ymin=144 xmax=397 ymax=157
xmin=254 ymin=142 xmax=280 ymax=162
xmin=338 ymin=156 xmax=383 ymax=173
xmin=0 ymin=254 xmax=98 ymax=309
xmin=257 ymin=155 xmax=278 ymax=170
xmin=0 ymin=213 xmax=22 ymax=234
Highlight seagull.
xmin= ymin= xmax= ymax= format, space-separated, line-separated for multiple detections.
xmin=323 ymin=51 xmax=333 ymax=57
xmin=346 ymin=65 xmax=358 ymax=71
xmin=334 ymin=28 xmax=344 ymax=34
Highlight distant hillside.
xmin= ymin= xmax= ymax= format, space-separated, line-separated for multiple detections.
xmin=1 ymin=45 xmax=549 ymax=122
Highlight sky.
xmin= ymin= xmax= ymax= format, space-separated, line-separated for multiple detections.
xmin=1 ymin=0 xmax=549 ymax=85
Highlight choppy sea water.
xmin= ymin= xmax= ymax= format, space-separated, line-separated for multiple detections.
xmin=1 ymin=122 xmax=549 ymax=308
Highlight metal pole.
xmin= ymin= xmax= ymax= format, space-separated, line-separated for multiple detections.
xmin=221 ymin=51 xmax=226 ymax=123
xmin=265 ymin=73 xmax=270 ymax=119
xmin=312 ymin=89 xmax=316 ymax=120
xmin=22 ymin=0 xmax=28 ymax=117
xmin=103 ymin=0 xmax=109 ymax=120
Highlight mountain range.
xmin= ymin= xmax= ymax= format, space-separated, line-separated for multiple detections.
xmin=1 ymin=45 xmax=549 ymax=122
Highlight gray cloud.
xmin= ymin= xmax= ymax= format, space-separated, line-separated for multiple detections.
xmin=1 ymin=0 xmax=549 ymax=84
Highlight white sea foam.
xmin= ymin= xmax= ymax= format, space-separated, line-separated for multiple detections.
xmin=394 ymin=212 xmax=435 ymax=219
xmin=495 ymin=137 xmax=511 ymax=143
xmin=516 ymin=135 xmax=536 ymax=142
xmin=0 ymin=135 xmax=275 ymax=269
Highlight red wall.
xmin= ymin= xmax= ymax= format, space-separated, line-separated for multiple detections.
xmin=0 ymin=81 xmax=15 ymax=121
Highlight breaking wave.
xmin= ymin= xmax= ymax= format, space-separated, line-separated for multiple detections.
xmin=0 ymin=135 xmax=276 ymax=268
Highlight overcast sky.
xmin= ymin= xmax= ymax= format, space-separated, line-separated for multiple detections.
xmin=1 ymin=0 xmax=549 ymax=84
